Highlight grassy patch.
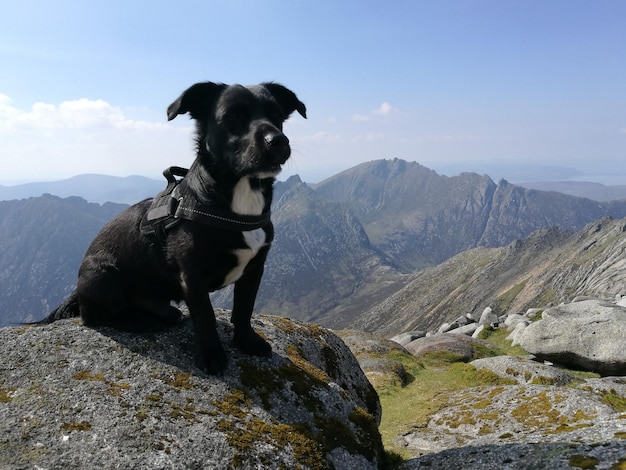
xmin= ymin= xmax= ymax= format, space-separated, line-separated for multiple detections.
xmin=475 ymin=327 xmax=528 ymax=356
xmin=374 ymin=347 xmax=514 ymax=458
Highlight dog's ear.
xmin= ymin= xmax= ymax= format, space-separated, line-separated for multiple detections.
xmin=167 ymin=82 xmax=226 ymax=121
xmin=262 ymin=83 xmax=307 ymax=119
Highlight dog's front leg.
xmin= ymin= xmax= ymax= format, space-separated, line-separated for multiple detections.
xmin=231 ymin=250 xmax=272 ymax=357
xmin=184 ymin=284 xmax=228 ymax=375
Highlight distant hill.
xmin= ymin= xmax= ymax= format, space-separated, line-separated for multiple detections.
xmin=355 ymin=216 xmax=626 ymax=336
xmin=0 ymin=174 xmax=163 ymax=204
xmin=0 ymin=195 xmax=127 ymax=326
xmin=2 ymin=159 xmax=626 ymax=330
xmin=517 ymin=181 xmax=626 ymax=202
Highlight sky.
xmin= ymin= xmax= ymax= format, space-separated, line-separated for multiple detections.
xmin=1 ymin=0 xmax=625 ymax=185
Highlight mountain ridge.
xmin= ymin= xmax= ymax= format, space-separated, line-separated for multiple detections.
xmin=2 ymin=159 xmax=626 ymax=332
xmin=313 ymin=159 xmax=626 ymax=271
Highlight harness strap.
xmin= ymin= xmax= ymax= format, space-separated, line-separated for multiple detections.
xmin=140 ymin=166 xmax=271 ymax=244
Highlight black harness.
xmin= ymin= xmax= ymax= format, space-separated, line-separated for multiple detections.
xmin=140 ymin=166 xmax=271 ymax=245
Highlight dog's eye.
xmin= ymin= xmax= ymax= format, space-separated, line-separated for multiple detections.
xmin=223 ymin=111 xmax=248 ymax=130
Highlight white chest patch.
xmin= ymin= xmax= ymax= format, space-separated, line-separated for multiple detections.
xmin=222 ymin=177 xmax=269 ymax=287
xmin=231 ymin=176 xmax=265 ymax=216
xmin=222 ymin=228 xmax=267 ymax=286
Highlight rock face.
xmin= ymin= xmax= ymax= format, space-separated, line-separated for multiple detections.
xmin=518 ymin=299 xmax=626 ymax=375
xmin=0 ymin=311 xmax=384 ymax=469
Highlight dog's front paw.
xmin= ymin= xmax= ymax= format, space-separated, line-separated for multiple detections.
xmin=234 ymin=328 xmax=272 ymax=357
xmin=194 ymin=341 xmax=228 ymax=375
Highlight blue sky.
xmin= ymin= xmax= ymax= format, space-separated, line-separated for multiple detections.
xmin=1 ymin=1 xmax=625 ymax=184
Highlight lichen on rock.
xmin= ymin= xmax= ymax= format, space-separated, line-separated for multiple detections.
xmin=0 ymin=310 xmax=384 ymax=469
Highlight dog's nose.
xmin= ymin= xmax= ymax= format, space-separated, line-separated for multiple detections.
xmin=264 ymin=133 xmax=289 ymax=149
xmin=264 ymin=133 xmax=290 ymax=163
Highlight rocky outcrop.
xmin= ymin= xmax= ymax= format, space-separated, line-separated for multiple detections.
xmin=397 ymin=384 xmax=626 ymax=455
xmin=518 ymin=299 xmax=626 ymax=375
xmin=392 ymin=296 xmax=626 ymax=377
xmin=367 ymin=298 xmax=626 ymax=469
xmin=404 ymin=334 xmax=491 ymax=362
xmin=0 ymin=311 xmax=384 ymax=469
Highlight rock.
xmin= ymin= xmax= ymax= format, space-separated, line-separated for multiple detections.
xmin=505 ymin=321 xmax=529 ymax=346
xmin=438 ymin=321 xmax=458 ymax=334
xmin=572 ymin=295 xmax=600 ymax=302
xmin=478 ymin=307 xmax=498 ymax=326
xmin=617 ymin=297 xmax=626 ymax=308
xmin=453 ymin=315 xmax=471 ymax=327
xmin=471 ymin=356 xmax=576 ymax=385
xmin=396 ymin=384 xmax=626 ymax=456
xmin=466 ymin=311 xmax=481 ymax=323
xmin=389 ymin=331 xmax=426 ymax=346
xmin=471 ymin=324 xmax=486 ymax=339
xmin=503 ymin=313 xmax=527 ymax=330
xmin=359 ymin=358 xmax=408 ymax=387
xmin=402 ymin=441 xmax=626 ymax=470
xmin=578 ymin=376 xmax=626 ymax=397
xmin=0 ymin=312 xmax=384 ymax=469
xmin=446 ymin=323 xmax=479 ymax=336
xmin=338 ymin=330 xmax=411 ymax=389
xmin=525 ymin=307 xmax=543 ymax=318
xmin=404 ymin=334 xmax=492 ymax=361
xmin=518 ymin=300 xmax=626 ymax=375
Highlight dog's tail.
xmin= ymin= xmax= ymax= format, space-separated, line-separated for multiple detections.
xmin=30 ymin=290 xmax=81 ymax=325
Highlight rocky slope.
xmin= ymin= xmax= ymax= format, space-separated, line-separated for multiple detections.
xmin=358 ymin=216 xmax=626 ymax=336
xmin=0 ymin=195 xmax=126 ymax=326
xmin=0 ymin=310 xmax=385 ymax=469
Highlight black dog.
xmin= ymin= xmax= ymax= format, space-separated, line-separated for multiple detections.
xmin=39 ymin=81 xmax=306 ymax=375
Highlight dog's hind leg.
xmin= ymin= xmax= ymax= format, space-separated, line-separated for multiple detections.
xmin=231 ymin=252 xmax=272 ymax=357
xmin=77 ymin=252 xmax=183 ymax=331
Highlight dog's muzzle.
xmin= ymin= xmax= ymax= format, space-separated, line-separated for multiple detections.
xmin=264 ymin=133 xmax=291 ymax=165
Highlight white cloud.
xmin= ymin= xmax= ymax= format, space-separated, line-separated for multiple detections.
xmin=351 ymin=113 xmax=370 ymax=122
xmin=0 ymin=95 xmax=192 ymax=180
xmin=352 ymin=102 xmax=397 ymax=122
xmin=299 ymin=131 xmax=342 ymax=143
xmin=351 ymin=132 xmax=386 ymax=143
xmin=373 ymin=102 xmax=395 ymax=116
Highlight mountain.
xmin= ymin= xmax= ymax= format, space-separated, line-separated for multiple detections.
xmin=0 ymin=195 xmax=127 ymax=325
xmin=3 ymin=159 xmax=626 ymax=331
xmin=210 ymin=175 xmax=403 ymax=325
xmin=355 ymin=216 xmax=626 ymax=336
xmin=313 ymin=159 xmax=626 ymax=271
xmin=517 ymin=181 xmax=626 ymax=202
xmin=0 ymin=174 xmax=163 ymax=204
